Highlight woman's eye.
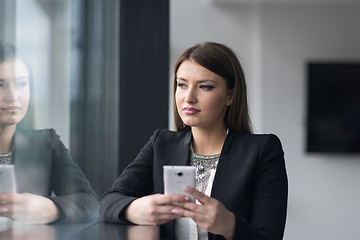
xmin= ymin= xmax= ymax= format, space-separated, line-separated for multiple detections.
xmin=200 ymin=85 xmax=215 ymax=90
xmin=177 ymin=82 xmax=187 ymax=88
xmin=15 ymin=81 xmax=28 ymax=88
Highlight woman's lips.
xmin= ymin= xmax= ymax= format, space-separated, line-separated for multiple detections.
xmin=1 ymin=106 xmax=20 ymax=113
xmin=183 ymin=107 xmax=200 ymax=115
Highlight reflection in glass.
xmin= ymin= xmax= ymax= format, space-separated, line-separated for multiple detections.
xmin=0 ymin=162 xmax=16 ymax=193
xmin=0 ymin=42 xmax=98 ymax=224
xmin=0 ymin=222 xmax=56 ymax=240
xmin=127 ymin=225 xmax=160 ymax=240
xmin=1 ymin=0 xmax=120 ymax=225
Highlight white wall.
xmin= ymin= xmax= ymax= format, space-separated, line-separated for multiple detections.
xmin=171 ymin=1 xmax=360 ymax=240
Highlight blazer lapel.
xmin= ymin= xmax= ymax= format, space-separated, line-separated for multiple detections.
xmin=210 ymin=130 xmax=235 ymax=202
xmin=14 ymin=131 xmax=51 ymax=195
xmin=164 ymin=129 xmax=192 ymax=166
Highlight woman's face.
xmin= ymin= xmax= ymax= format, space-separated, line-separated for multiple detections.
xmin=175 ymin=60 xmax=233 ymax=130
xmin=0 ymin=59 xmax=30 ymax=127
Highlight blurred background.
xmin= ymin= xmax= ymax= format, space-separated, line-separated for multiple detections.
xmin=171 ymin=1 xmax=360 ymax=240
xmin=1 ymin=0 xmax=360 ymax=239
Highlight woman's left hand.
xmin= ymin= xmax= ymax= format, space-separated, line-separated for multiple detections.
xmin=0 ymin=193 xmax=59 ymax=224
xmin=171 ymin=186 xmax=235 ymax=240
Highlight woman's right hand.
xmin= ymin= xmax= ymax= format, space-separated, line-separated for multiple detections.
xmin=125 ymin=193 xmax=190 ymax=225
xmin=0 ymin=192 xmax=59 ymax=224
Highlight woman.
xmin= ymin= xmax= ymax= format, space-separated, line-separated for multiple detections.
xmin=100 ymin=42 xmax=288 ymax=240
xmin=0 ymin=42 xmax=99 ymax=224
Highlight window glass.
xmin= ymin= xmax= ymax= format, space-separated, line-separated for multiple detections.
xmin=0 ymin=0 xmax=120 ymax=196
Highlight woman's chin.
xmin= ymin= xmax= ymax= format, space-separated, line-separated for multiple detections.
xmin=1 ymin=116 xmax=25 ymax=126
xmin=181 ymin=121 xmax=198 ymax=128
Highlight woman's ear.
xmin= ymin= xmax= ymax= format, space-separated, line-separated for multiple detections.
xmin=226 ymin=90 xmax=234 ymax=106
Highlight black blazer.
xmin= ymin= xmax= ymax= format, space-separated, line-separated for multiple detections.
xmin=14 ymin=129 xmax=99 ymax=223
xmin=100 ymin=128 xmax=288 ymax=240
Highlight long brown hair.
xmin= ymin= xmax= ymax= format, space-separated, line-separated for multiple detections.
xmin=173 ymin=42 xmax=252 ymax=133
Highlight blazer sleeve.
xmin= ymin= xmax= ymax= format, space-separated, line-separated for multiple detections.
xmin=232 ymin=134 xmax=288 ymax=240
xmin=99 ymin=129 xmax=161 ymax=224
xmin=48 ymin=129 xmax=99 ymax=223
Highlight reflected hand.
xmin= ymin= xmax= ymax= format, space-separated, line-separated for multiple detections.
xmin=0 ymin=223 xmax=56 ymax=240
xmin=125 ymin=193 xmax=190 ymax=225
xmin=0 ymin=193 xmax=59 ymax=224
xmin=171 ymin=186 xmax=235 ymax=240
xmin=127 ymin=225 xmax=159 ymax=240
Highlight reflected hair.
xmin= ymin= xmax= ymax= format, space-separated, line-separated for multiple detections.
xmin=173 ymin=42 xmax=253 ymax=133
xmin=0 ymin=41 xmax=35 ymax=130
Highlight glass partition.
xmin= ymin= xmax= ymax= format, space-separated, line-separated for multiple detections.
xmin=0 ymin=0 xmax=120 ymax=196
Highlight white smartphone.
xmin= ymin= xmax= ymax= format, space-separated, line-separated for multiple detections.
xmin=0 ymin=164 xmax=17 ymax=193
xmin=163 ymin=165 xmax=196 ymax=202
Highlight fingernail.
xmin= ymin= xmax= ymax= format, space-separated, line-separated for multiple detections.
xmin=172 ymin=209 xmax=179 ymax=214
xmin=184 ymin=196 xmax=190 ymax=201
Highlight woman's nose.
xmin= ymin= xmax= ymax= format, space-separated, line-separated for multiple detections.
xmin=185 ymin=88 xmax=197 ymax=104
xmin=4 ymin=84 xmax=18 ymax=102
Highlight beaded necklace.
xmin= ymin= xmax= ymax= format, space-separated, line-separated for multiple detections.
xmin=189 ymin=129 xmax=228 ymax=193
xmin=0 ymin=151 xmax=14 ymax=164
xmin=189 ymin=149 xmax=220 ymax=193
